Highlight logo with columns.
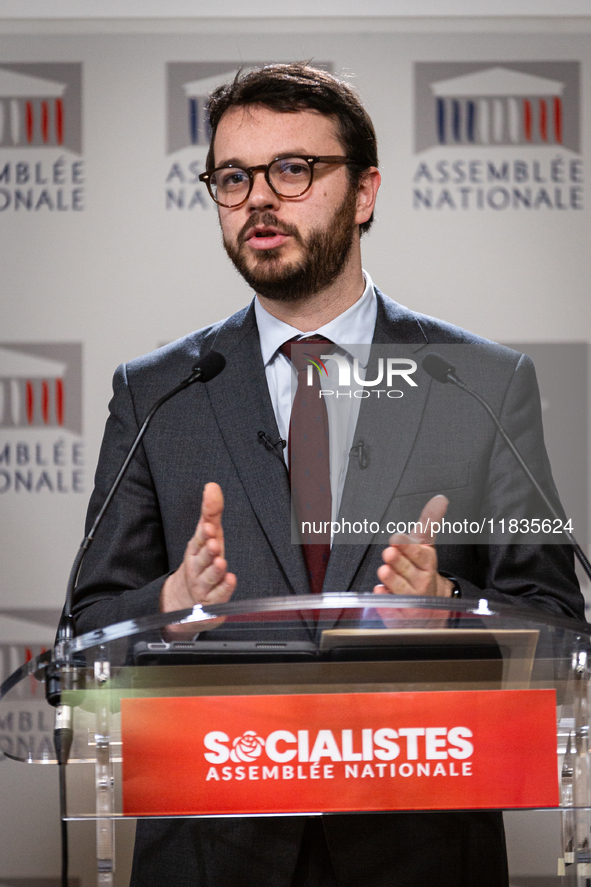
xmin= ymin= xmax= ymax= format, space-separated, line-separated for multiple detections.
xmin=414 ymin=62 xmax=580 ymax=153
xmin=0 ymin=343 xmax=82 ymax=433
xmin=166 ymin=62 xmax=333 ymax=154
xmin=0 ymin=63 xmax=82 ymax=153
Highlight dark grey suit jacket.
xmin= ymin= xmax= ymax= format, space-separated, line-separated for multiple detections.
xmin=74 ymin=288 xmax=583 ymax=630
xmin=73 ymin=289 xmax=583 ymax=887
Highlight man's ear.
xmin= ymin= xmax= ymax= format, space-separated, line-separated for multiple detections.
xmin=355 ymin=167 xmax=381 ymax=227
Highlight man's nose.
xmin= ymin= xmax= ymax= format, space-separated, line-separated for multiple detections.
xmin=247 ymin=169 xmax=281 ymax=212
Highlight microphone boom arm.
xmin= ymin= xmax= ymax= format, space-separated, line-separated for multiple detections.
xmin=58 ymin=352 xmax=226 ymax=643
xmin=422 ymin=352 xmax=591 ymax=583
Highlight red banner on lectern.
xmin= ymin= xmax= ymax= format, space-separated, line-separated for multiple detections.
xmin=121 ymin=689 xmax=558 ymax=816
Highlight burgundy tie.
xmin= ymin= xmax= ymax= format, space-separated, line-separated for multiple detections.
xmin=281 ymin=336 xmax=333 ymax=595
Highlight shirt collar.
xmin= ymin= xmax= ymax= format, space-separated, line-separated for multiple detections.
xmin=255 ymin=270 xmax=377 ymax=369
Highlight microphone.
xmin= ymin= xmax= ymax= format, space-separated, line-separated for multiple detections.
xmin=422 ymin=352 xmax=591 ymax=582
xmin=53 ymin=349 xmax=226 ymax=653
xmin=422 ymin=352 xmax=458 ymax=385
xmin=48 ymin=350 xmax=226 ymax=701
xmin=349 ymin=440 xmax=369 ymax=470
xmin=258 ymin=431 xmax=287 ymax=464
xmin=193 ymin=350 xmax=226 ymax=383
xmin=47 ymin=350 xmax=225 ymax=887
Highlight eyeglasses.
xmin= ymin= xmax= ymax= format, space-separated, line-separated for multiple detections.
xmin=199 ymin=155 xmax=353 ymax=208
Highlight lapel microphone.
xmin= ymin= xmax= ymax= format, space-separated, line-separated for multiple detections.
xmin=258 ymin=431 xmax=287 ymax=463
xmin=349 ymin=440 xmax=369 ymax=470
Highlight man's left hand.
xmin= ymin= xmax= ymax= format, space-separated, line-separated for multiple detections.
xmin=374 ymin=495 xmax=453 ymax=598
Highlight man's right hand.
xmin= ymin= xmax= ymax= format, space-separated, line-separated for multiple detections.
xmin=160 ymin=481 xmax=237 ymax=616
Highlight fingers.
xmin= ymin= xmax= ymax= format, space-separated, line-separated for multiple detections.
xmin=184 ymin=482 xmax=234 ymax=602
xmin=184 ymin=539 xmax=236 ymax=604
xmin=160 ymin=482 xmax=236 ymax=614
xmin=376 ymin=543 xmax=438 ymax=596
xmin=373 ymin=564 xmax=452 ymax=599
xmin=383 ymin=540 xmax=437 ymax=571
xmin=375 ymin=496 xmax=451 ymax=598
xmin=189 ymin=482 xmax=226 ymax=556
xmin=187 ymin=557 xmax=236 ymax=605
xmin=407 ymin=494 xmax=449 ymax=544
xmin=201 ymin=482 xmax=225 ymax=529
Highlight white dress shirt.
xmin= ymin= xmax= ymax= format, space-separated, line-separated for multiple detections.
xmin=254 ymin=271 xmax=377 ymax=524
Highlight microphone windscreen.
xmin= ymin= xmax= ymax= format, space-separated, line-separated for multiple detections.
xmin=422 ymin=352 xmax=455 ymax=384
xmin=193 ymin=350 xmax=226 ymax=382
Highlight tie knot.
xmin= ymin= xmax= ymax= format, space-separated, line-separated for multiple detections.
xmin=280 ymin=335 xmax=333 ymax=373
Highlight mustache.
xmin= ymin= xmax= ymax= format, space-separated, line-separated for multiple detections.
xmin=238 ymin=212 xmax=302 ymax=246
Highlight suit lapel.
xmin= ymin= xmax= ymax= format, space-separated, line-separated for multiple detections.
xmin=205 ymin=305 xmax=310 ymax=600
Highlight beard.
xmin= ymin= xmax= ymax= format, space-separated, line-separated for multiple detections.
xmin=222 ymin=185 xmax=358 ymax=302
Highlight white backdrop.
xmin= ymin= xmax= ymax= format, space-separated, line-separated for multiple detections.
xmin=1 ymin=19 xmax=590 ymax=622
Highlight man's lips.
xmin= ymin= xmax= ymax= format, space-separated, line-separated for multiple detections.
xmin=244 ymin=226 xmax=290 ymax=251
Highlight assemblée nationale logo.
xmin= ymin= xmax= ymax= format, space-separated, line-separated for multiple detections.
xmin=413 ymin=61 xmax=582 ymax=211
xmin=0 ymin=63 xmax=84 ymax=213
xmin=0 ymin=62 xmax=84 ymax=213
xmin=164 ymin=62 xmax=331 ymax=211
xmin=0 ymin=343 xmax=84 ymax=494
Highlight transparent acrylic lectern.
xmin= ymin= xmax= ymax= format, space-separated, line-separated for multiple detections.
xmin=1 ymin=593 xmax=590 ymax=885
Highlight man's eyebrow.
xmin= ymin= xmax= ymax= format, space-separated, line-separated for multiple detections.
xmin=215 ymin=157 xmax=246 ymax=168
xmin=273 ymin=151 xmax=312 ymax=161
xmin=214 ymin=151 xmax=313 ymax=168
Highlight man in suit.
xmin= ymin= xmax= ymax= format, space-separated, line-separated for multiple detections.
xmin=74 ymin=63 xmax=584 ymax=886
